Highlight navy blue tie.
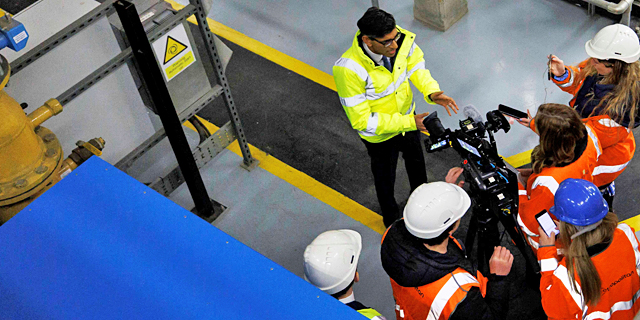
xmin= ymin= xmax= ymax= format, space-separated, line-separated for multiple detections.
xmin=382 ymin=57 xmax=392 ymax=72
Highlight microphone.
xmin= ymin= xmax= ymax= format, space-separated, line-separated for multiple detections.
xmin=463 ymin=105 xmax=484 ymax=123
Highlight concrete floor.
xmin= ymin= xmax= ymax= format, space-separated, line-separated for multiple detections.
xmin=183 ymin=0 xmax=640 ymax=319
xmin=185 ymin=0 xmax=640 ymax=219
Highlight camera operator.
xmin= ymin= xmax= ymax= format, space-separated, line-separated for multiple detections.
xmin=516 ymin=103 xmax=602 ymax=254
xmin=381 ymin=167 xmax=513 ymax=320
xmin=537 ymin=179 xmax=640 ymax=319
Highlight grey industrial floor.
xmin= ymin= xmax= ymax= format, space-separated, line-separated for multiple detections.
xmin=191 ymin=0 xmax=640 ymax=218
xmin=185 ymin=0 xmax=640 ymax=319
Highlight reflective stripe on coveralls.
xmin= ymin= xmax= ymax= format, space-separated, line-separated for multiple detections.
xmin=390 ymin=269 xmax=485 ymax=320
xmin=586 ymin=115 xmax=635 ymax=187
xmin=426 ymin=272 xmax=479 ymax=320
xmin=517 ymin=124 xmax=602 ymax=255
xmin=551 ymin=60 xmax=636 ymax=187
xmin=384 ymin=234 xmax=488 ymax=320
xmin=538 ymin=224 xmax=640 ymax=320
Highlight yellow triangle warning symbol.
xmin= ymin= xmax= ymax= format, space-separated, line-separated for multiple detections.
xmin=164 ymin=36 xmax=188 ymax=64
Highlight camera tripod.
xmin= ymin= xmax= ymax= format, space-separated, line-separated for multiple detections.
xmin=464 ymin=175 xmax=541 ymax=282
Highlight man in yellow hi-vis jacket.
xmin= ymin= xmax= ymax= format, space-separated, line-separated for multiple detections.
xmin=333 ymin=7 xmax=458 ymax=227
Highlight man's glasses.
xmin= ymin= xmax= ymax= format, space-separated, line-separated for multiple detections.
xmin=595 ymin=58 xmax=614 ymax=68
xmin=371 ymin=29 xmax=401 ymax=47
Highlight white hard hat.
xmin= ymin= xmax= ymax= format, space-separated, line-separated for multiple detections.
xmin=303 ymin=229 xmax=362 ymax=295
xmin=403 ymin=182 xmax=471 ymax=239
xmin=585 ymin=23 xmax=640 ymax=63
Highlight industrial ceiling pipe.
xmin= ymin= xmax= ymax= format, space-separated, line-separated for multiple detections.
xmin=584 ymin=0 xmax=633 ymax=26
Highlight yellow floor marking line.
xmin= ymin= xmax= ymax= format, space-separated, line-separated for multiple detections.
xmin=183 ymin=117 xmax=386 ymax=235
xmin=187 ymin=113 xmax=640 ymax=234
xmin=622 ymin=214 xmax=640 ymax=233
xmin=166 ymin=0 xmax=384 ymax=233
xmin=168 ymin=0 xmax=545 ymax=231
xmin=504 ymin=148 xmax=533 ymax=168
xmin=164 ymin=0 xmax=336 ymax=92
xmin=169 ymin=0 xmax=538 ymax=168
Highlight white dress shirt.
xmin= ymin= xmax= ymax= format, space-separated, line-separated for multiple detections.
xmin=363 ymin=43 xmax=384 ymax=66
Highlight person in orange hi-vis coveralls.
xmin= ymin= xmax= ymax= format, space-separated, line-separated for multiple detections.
xmin=381 ymin=167 xmax=513 ymax=320
xmin=515 ymin=104 xmax=602 ymax=255
xmin=519 ymin=24 xmax=640 ymax=209
xmin=537 ymin=178 xmax=640 ymax=320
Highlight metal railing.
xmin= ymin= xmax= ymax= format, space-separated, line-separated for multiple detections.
xmin=11 ymin=0 xmax=257 ymax=221
xmin=585 ymin=0 xmax=633 ymax=26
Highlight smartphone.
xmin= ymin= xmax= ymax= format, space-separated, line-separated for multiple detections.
xmin=498 ymin=104 xmax=528 ymax=119
xmin=536 ymin=210 xmax=558 ymax=237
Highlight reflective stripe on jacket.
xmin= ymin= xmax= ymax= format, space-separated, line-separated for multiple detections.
xmin=333 ymin=27 xmax=441 ymax=143
xmin=358 ymin=308 xmax=386 ymax=320
xmin=387 ymin=238 xmax=488 ymax=320
xmin=584 ymin=115 xmax=635 ymax=187
xmin=551 ymin=59 xmax=590 ymax=107
xmin=552 ymin=58 xmax=639 ymax=128
xmin=345 ymin=300 xmax=387 ymax=320
xmin=517 ymin=124 xmax=602 ymax=254
xmin=538 ymin=223 xmax=640 ymax=320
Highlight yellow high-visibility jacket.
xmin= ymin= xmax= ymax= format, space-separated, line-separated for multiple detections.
xmin=333 ymin=27 xmax=441 ymax=143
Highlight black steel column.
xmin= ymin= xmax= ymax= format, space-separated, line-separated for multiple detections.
xmin=115 ymin=0 xmax=214 ymax=218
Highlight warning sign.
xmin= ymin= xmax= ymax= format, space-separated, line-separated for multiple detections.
xmin=164 ymin=36 xmax=187 ymax=64
xmin=152 ymin=24 xmax=197 ymax=81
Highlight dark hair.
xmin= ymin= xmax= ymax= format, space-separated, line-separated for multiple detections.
xmin=531 ymin=103 xmax=585 ymax=174
xmin=331 ymin=279 xmax=355 ymax=299
xmin=357 ymin=7 xmax=396 ymax=39
xmin=422 ymin=224 xmax=456 ymax=246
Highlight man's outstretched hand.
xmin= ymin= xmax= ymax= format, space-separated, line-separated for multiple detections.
xmin=430 ymin=91 xmax=459 ymax=116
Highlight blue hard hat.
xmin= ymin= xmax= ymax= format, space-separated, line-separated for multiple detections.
xmin=549 ymin=179 xmax=609 ymax=226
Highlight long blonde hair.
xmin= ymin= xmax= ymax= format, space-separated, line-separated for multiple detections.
xmin=531 ymin=104 xmax=585 ymax=174
xmin=558 ymin=212 xmax=618 ymax=305
xmin=574 ymin=60 xmax=640 ymax=128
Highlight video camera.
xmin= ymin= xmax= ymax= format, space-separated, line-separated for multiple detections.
xmin=423 ymin=108 xmax=540 ymax=276
xmin=423 ymin=109 xmax=514 ymax=202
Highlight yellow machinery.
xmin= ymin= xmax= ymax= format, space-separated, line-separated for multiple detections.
xmin=0 ymin=55 xmax=105 ymax=223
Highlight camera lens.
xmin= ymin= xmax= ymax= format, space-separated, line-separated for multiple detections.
xmin=422 ymin=111 xmax=446 ymax=137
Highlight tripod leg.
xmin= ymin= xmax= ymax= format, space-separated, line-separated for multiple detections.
xmin=501 ymin=214 xmax=541 ymax=280
xmin=476 ymin=216 xmax=500 ymax=274
xmin=465 ymin=213 xmax=478 ymax=257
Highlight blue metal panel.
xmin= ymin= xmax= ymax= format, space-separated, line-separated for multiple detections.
xmin=0 ymin=157 xmax=363 ymax=320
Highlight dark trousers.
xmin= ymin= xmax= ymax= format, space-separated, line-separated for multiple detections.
xmin=362 ymin=131 xmax=428 ymax=227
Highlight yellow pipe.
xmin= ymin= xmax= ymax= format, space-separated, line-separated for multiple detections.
xmin=27 ymin=99 xmax=63 ymax=128
xmin=0 ymin=92 xmax=64 ymax=207
xmin=0 ymin=91 xmax=44 ymax=182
